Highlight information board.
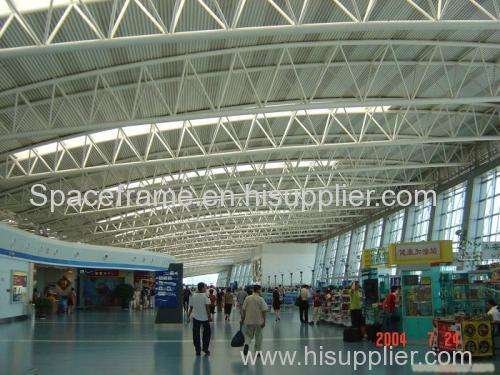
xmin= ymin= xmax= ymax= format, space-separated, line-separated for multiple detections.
xmin=155 ymin=270 xmax=179 ymax=308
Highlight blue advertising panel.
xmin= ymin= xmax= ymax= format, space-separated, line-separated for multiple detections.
xmin=155 ymin=270 xmax=179 ymax=308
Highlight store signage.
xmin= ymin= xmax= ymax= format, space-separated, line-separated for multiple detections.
xmin=81 ymin=269 xmax=119 ymax=277
xmin=155 ymin=270 xmax=179 ymax=308
xmin=134 ymin=271 xmax=152 ymax=280
xmin=395 ymin=242 xmax=441 ymax=261
xmin=388 ymin=240 xmax=453 ymax=265
xmin=361 ymin=247 xmax=388 ymax=268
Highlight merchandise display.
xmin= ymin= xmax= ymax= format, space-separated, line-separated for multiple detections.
xmin=431 ymin=317 xmax=494 ymax=357
xmin=318 ymin=288 xmax=352 ymax=326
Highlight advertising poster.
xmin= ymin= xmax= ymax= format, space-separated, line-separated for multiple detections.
xmin=12 ymin=271 xmax=28 ymax=303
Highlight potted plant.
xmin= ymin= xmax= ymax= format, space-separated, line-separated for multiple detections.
xmin=35 ymin=297 xmax=51 ymax=318
xmin=113 ymin=284 xmax=135 ymax=309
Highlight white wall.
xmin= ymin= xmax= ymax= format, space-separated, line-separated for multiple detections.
xmin=0 ymin=257 xmax=32 ymax=320
xmin=256 ymin=243 xmax=317 ymax=287
xmin=0 ymin=223 xmax=174 ymax=271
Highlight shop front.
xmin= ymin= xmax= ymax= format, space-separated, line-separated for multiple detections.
xmin=79 ymin=268 xmax=135 ymax=308
xmin=361 ymin=240 xmax=499 ymax=357
xmin=34 ymin=265 xmax=77 ymax=315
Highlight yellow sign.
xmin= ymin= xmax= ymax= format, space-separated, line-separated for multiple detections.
xmin=388 ymin=240 xmax=453 ymax=265
xmin=361 ymin=250 xmax=371 ymax=269
xmin=361 ymin=247 xmax=389 ymax=269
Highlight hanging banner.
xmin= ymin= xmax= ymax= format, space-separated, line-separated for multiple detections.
xmin=388 ymin=240 xmax=453 ymax=265
xmin=155 ymin=270 xmax=179 ymax=308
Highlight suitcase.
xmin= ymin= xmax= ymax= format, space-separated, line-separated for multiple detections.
xmin=366 ymin=324 xmax=382 ymax=342
xmin=343 ymin=327 xmax=363 ymax=342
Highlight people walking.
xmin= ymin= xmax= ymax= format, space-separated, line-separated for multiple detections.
xmin=236 ymin=288 xmax=248 ymax=312
xmin=208 ymin=289 xmax=216 ymax=314
xmin=67 ymin=288 xmax=77 ymax=315
xmin=241 ymin=285 xmax=268 ymax=356
xmin=132 ymin=287 xmax=141 ymax=310
xmin=272 ymin=287 xmax=281 ymax=321
xmin=224 ymin=288 xmax=234 ymax=321
xmin=382 ymin=286 xmax=399 ymax=333
xmin=278 ymin=284 xmax=284 ymax=303
xmin=349 ymin=281 xmax=364 ymax=329
xmin=311 ymin=289 xmax=321 ymax=325
xmin=299 ymin=285 xmax=310 ymax=323
xmin=183 ymin=285 xmax=192 ymax=315
xmin=187 ymin=282 xmax=212 ymax=356
xmin=149 ymin=285 xmax=155 ymax=308
xmin=216 ymin=288 xmax=224 ymax=312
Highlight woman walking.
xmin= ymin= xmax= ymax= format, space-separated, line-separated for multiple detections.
xmin=67 ymin=288 xmax=77 ymax=315
xmin=208 ymin=289 xmax=216 ymax=314
xmin=224 ymin=288 xmax=234 ymax=321
xmin=216 ymin=288 xmax=224 ymax=313
xmin=272 ymin=287 xmax=281 ymax=321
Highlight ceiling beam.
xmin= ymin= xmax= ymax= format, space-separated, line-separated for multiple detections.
xmin=1 ymin=21 xmax=498 ymax=59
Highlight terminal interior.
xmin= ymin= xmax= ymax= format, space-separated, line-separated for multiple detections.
xmin=0 ymin=1 xmax=499 ymax=374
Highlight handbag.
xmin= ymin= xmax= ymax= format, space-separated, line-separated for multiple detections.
xmin=295 ymin=296 xmax=301 ymax=307
xmin=231 ymin=325 xmax=245 ymax=347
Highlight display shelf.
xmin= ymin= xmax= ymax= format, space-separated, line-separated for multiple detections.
xmin=403 ymin=284 xmax=433 ymax=316
xmin=401 ymin=268 xmax=441 ymax=340
xmin=321 ymin=289 xmax=351 ymax=326
xmin=439 ymin=270 xmax=497 ymax=315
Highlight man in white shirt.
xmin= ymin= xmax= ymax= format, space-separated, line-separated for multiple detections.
xmin=187 ymin=282 xmax=213 ymax=356
xmin=236 ymin=288 xmax=248 ymax=312
xmin=241 ymin=284 xmax=268 ymax=355
xmin=299 ymin=285 xmax=310 ymax=323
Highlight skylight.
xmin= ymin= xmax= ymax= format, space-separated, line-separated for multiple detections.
xmin=0 ymin=0 xmax=103 ymax=17
xmin=104 ymin=158 xmax=334 ymax=192
xmin=111 ymin=209 xmax=291 ymax=235
xmin=11 ymin=106 xmax=390 ymax=161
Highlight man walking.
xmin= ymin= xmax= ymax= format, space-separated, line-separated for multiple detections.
xmin=183 ymin=285 xmax=192 ymax=315
xmin=187 ymin=282 xmax=212 ymax=356
xmin=241 ymin=285 xmax=268 ymax=356
xmin=236 ymin=288 xmax=248 ymax=312
xmin=299 ymin=285 xmax=310 ymax=323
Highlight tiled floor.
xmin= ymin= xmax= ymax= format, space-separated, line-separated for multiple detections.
xmin=0 ymin=307 xmax=498 ymax=374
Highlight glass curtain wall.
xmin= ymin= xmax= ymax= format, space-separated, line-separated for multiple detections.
xmin=332 ymin=231 xmax=352 ymax=283
xmin=432 ymin=183 xmax=467 ymax=251
xmin=282 ymin=167 xmax=500 ymax=282
xmin=405 ymin=198 xmax=432 ymax=242
xmin=312 ymin=241 xmax=327 ymax=286
xmin=346 ymin=225 xmax=366 ymax=278
xmin=469 ymin=167 xmax=500 ymax=242
xmin=382 ymin=209 xmax=405 ymax=247
xmin=365 ymin=218 xmax=384 ymax=249
xmin=323 ymin=236 xmax=339 ymax=284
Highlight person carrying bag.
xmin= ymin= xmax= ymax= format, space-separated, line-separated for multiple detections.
xmin=231 ymin=323 xmax=245 ymax=347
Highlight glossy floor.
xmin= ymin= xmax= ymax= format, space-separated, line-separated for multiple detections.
xmin=0 ymin=308 xmax=498 ymax=374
